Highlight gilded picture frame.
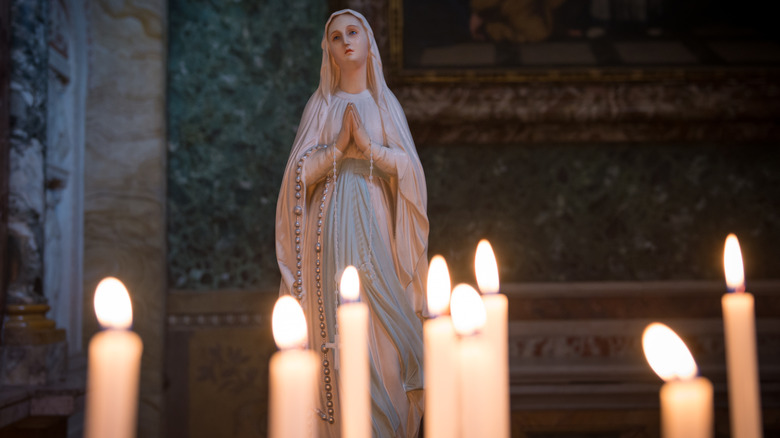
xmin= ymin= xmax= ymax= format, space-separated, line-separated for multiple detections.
xmin=388 ymin=0 xmax=780 ymax=83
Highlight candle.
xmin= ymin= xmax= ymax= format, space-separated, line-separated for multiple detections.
xmin=268 ymin=296 xmax=317 ymax=438
xmin=643 ymin=322 xmax=713 ymax=438
xmin=474 ymin=239 xmax=509 ymax=438
xmin=338 ymin=266 xmax=370 ymax=438
xmin=451 ymin=284 xmax=492 ymax=438
xmin=424 ymin=256 xmax=458 ymax=438
xmin=84 ymin=277 xmax=143 ymax=438
xmin=722 ymin=234 xmax=763 ymax=438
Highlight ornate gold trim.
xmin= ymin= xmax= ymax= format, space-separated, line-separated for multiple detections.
xmin=4 ymin=304 xmax=56 ymax=330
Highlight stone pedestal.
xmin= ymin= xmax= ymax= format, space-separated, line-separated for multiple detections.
xmin=1 ymin=304 xmax=67 ymax=385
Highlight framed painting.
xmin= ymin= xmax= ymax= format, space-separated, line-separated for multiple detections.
xmin=388 ymin=0 xmax=780 ymax=82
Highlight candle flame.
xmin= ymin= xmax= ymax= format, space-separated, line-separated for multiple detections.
xmin=94 ymin=277 xmax=133 ymax=330
xmin=475 ymin=239 xmax=500 ymax=294
xmin=450 ymin=284 xmax=486 ymax=336
xmin=427 ymin=255 xmax=451 ymax=317
xmin=723 ymin=234 xmax=745 ymax=293
xmin=272 ymin=296 xmax=308 ymax=350
xmin=340 ymin=266 xmax=360 ymax=302
xmin=642 ymin=323 xmax=698 ymax=381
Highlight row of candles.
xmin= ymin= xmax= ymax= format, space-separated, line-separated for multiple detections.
xmin=267 ymin=242 xmax=508 ymax=438
xmin=80 ymin=233 xmax=762 ymax=438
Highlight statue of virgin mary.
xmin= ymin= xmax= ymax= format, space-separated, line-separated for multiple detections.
xmin=275 ymin=9 xmax=428 ymax=438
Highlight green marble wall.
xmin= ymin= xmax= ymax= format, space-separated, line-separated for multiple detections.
xmin=422 ymin=143 xmax=780 ymax=285
xmin=167 ymin=3 xmax=780 ymax=291
xmin=167 ymin=0 xmax=328 ymax=290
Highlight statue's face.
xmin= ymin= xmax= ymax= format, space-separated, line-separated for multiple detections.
xmin=327 ymin=13 xmax=369 ymax=71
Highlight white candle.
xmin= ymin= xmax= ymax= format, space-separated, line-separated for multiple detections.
xmin=451 ymin=284 xmax=492 ymax=438
xmin=643 ymin=323 xmax=713 ymax=438
xmin=424 ymin=256 xmax=458 ymax=438
xmin=475 ymin=240 xmax=509 ymax=438
xmin=84 ymin=277 xmax=143 ymax=438
xmin=722 ymin=234 xmax=763 ymax=438
xmin=338 ymin=266 xmax=370 ymax=438
xmin=268 ymin=296 xmax=317 ymax=438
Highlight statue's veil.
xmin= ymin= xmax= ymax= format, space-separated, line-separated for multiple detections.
xmin=318 ymin=10 xmax=384 ymax=104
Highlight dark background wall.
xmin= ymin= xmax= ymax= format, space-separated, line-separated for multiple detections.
xmin=422 ymin=142 xmax=780 ymax=285
xmin=167 ymin=0 xmax=327 ymax=290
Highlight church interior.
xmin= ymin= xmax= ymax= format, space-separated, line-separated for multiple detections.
xmin=1 ymin=0 xmax=779 ymax=437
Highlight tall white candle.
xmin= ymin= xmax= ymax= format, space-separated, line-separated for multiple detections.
xmin=451 ymin=284 xmax=492 ymax=438
xmin=424 ymin=256 xmax=458 ymax=438
xmin=84 ymin=278 xmax=143 ymax=438
xmin=722 ymin=234 xmax=763 ymax=438
xmin=268 ymin=296 xmax=317 ymax=438
xmin=643 ymin=323 xmax=713 ymax=438
xmin=475 ymin=240 xmax=509 ymax=438
xmin=338 ymin=266 xmax=370 ymax=438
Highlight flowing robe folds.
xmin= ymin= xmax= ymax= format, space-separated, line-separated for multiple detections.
xmin=275 ymin=10 xmax=428 ymax=438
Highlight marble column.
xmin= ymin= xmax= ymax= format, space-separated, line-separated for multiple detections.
xmin=44 ymin=0 xmax=87 ymax=357
xmin=2 ymin=0 xmax=67 ymax=386
xmin=7 ymin=0 xmax=46 ymax=305
xmin=0 ymin=0 xmax=9 ymax=327
xmin=84 ymin=1 xmax=167 ymax=436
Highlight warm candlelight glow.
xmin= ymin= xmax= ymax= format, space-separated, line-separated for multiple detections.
xmin=86 ymin=278 xmax=143 ymax=438
xmin=340 ymin=265 xmax=360 ymax=302
xmin=94 ymin=277 xmax=133 ymax=330
xmin=475 ymin=240 xmax=499 ymax=294
xmin=721 ymin=233 xmax=763 ymax=438
xmin=643 ymin=323 xmax=698 ymax=381
xmin=269 ymin=295 xmax=317 ymax=438
xmin=450 ymin=284 xmax=486 ymax=336
xmin=272 ymin=296 xmax=308 ymax=350
xmin=724 ymin=234 xmax=746 ymax=293
xmin=427 ymin=255 xmax=451 ymax=317
xmin=475 ymin=239 xmax=509 ymax=438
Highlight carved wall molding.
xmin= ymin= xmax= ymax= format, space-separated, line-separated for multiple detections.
xmin=168 ymin=281 xmax=780 ymax=378
xmin=167 ymin=312 xmax=265 ymax=328
xmin=394 ymin=79 xmax=780 ymax=145
xmin=397 ymin=81 xmax=780 ymax=125
xmin=502 ymin=280 xmax=780 ymax=413
xmin=166 ymin=289 xmax=275 ymax=329
xmin=165 ymin=281 xmax=780 ymax=435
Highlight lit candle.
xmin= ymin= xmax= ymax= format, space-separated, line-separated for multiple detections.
xmin=451 ymin=284 xmax=492 ymax=438
xmin=268 ymin=296 xmax=317 ymax=438
xmin=643 ymin=323 xmax=713 ymax=438
xmin=338 ymin=266 xmax=370 ymax=438
xmin=722 ymin=234 xmax=763 ymax=438
xmin=474 ymin=239 xmax=509 ymax=438
xmin=424 ymin=256 xmax=458 ymax=438
xmin=84 ymin=277 xmax=143 ymax=438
